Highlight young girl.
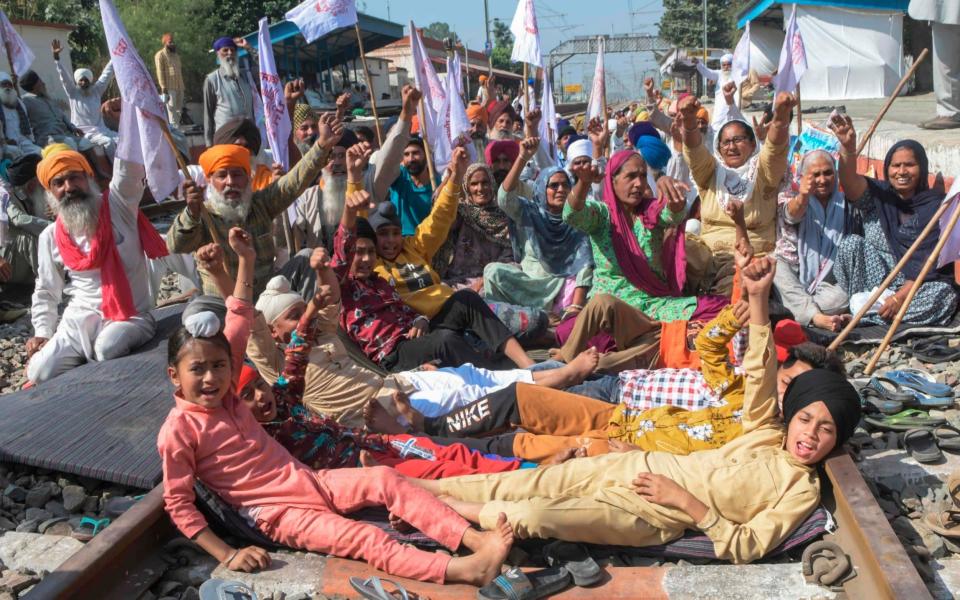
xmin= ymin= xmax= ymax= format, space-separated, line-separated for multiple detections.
xmin=157 ymin=229 xmax=514 ymax=584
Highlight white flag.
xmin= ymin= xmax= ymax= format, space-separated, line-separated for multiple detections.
xmin=285 ymin=0 xmax=357 ymax=44
xmin=410 ymin=22 xmax=450 ymax=171
xmin=257 ymin=18 xmax=290 ymax=172
xmin=444 ymin=54 xmax=475 ymax=164
xmin=100 ymin=0 xmax=178 ymax=202
xmin=586 ymin=37 xmax=606 ymax=122
xmin=0 ymin=11 xmax=33 ymax=77
xmin=732 ymin=21 xmax=751 ymax=85
xmin=773 ymin=5 xmax=807 ymax=93
xmin=449 ymin=51 xmax=463 ymax=99
xmin=510 ymin=0 xmax=542 ymax=67
xmin=938 ymin=180 xmax=960 ymax=269
xmin=539 ymin=73 xmax=557 ymax=162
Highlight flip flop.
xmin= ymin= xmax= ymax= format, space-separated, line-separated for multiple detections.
xmin=349 ymin=576 xmax=410 ymax=600
xmin=883 ymin=370 xmax=954 ymax=399
xmin=903 ymin=337 xmax=960 ymax=363
xmin=543 ymin=541 xmax=603 ymax=587
xmin=199 ymin=579 xmax=258 ymax=600
xmin=477 ymin=566 xmax=572 ymax=600
xmin=864 ymin=409 xmax=945 ymax=432
xmin=856 ymin=384 xmax=903 ymax=415
xmin=868 ymin=377 xmax=916 ymax=406
xmin=922 ymin=510 xmax=960 ymax=539
xmin=903 ymin=428 xmax=944 ymax=464
xmin=935 ymin=425 xmax=960 ymax=452
xmin=949 ymin=470 xmax=960 ymax=508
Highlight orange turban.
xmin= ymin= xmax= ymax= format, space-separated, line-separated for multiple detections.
xmin=466 ymin=101 xmax=487 ymax=125
xmin=696 ymin=107 xmax=710 ymax=122
xmin=198 ymin=144 xmax=252 ymax=178
xmin=35 ymin=150 xmax=94 ymax=190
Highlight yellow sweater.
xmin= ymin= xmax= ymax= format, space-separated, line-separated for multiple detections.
xmin=373 ymin=178 xmax=461 ymax=318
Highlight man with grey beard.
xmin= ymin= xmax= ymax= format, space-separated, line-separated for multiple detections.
xmin=0 ymin=72 xmax=41 ymax=159
xmin=167 ymin=113 xmax=344 ymax=297
xmin=0 ymin=154 xmax=49 ymax=288
xmin=25 ymin=150 xmax=169 ymax=384
xmin=202 ymin=37 xmax=257 ymax=146
xmin=292 ymin=128 xmax=359 ymax=250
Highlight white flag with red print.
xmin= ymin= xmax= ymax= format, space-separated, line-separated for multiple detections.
xmin=510 ymin=0 xmax=542 ymax=67
xmin=732 ymin=21 xmax=751 ymax=86
xmin=285 ymin=0 xmax=357 ymax=44
xmin=539 ymin=72 xmax=558 ymax=162
xmin=257 ymin=18 xmax=290 ymax=171
xmin=586 ymin=37 xmax=606 ymax=122
xmin=449 ymin=50 xmax=463 ymax=98
xmin=938 ymin=178 xmax=960 ymax=269
xmin=773 ymin=5 xmax=807 ymax=93
xmin=410 ymin=22 xmax=450 ymax=171
xmin=0 ymin=10 xmax=33 ymax=77
xmin=100 ymin=0 xmax=178 ymax=201
xmin=443 ymin=53 xmax=475 ymax=164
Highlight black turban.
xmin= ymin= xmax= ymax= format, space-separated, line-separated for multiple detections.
xmin=355 ymin=217 xmax=376 ymax=242
xmin=367 ymin=201 xmax=400 ymax=231
xmin=19 ymin=70 xmax=39 ymax=93
xmin=213 ymin=118 xmax=262 ymax=156
xmin=7 ymin=154 xmax=41 ymax=186
xmin=336 ymin=128 xmax=358 ymax=150
xmin=782 ymin=369 xmax=861 ymax=448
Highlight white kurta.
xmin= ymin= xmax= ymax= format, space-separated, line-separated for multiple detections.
xmin=696 ymin=62 xmax=736 ymax=129
xmin=55 ymin=59 xmax=117 ymax=151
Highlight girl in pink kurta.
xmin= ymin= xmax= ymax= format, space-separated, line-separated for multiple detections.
xmin=157 ymin=233 xmax=514 ymax=584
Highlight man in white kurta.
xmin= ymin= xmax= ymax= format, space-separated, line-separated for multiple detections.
xmin=53 ymin=40 xmax=118 ymax=156
xmin=26 ymin=153 xmax=157 ymax=384
xmin=911 ymin=0 xmax=960 ymax=129
xmin=695 ymin=53 xmax=736 ymax=129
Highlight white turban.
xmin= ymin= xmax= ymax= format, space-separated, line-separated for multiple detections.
xmin=0 ymin=71 xmax=11 ymax=84
xmin=720 ymin=53 xmax=734 ymax=65
xmin=255 ymin=275 xmax=304 ymax=325
xmin=565 ymin=138 xmax=593 ymax=169
xmin=74 ymin=68 xmax=94 ymax=84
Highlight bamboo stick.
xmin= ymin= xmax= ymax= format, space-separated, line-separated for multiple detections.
xmin=354 ymin=23 xmax=383 ymax=146
xmin=856 ymin=48 xmax=929 ymax=155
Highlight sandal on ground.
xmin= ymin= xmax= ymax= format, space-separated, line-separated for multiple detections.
xmin=868 ymin=377 xmax=916 ymax=406
xmin=903 ymin=428 xmax=944 ymax=464
xmin=856 ymin=384 xmax=903 ymax=415
xmin=934 ymin=425 xmax=960 ymax=452
xmin=949 ymin=471 xmax=960 ymax=509
xmin=922 ymin=510 xmax=960 ymax=539
xmin=863 ymin=409 xmax=945 ymax=432
xmin=543 ymin=541 xmax=603 ymax=587
xmin=477 ymin=566 xmax=571 ymax=600
xmin=883 ymin=369 xmax=954 ymax=400
xmin=903 ymin=337 xmax=960 ymax=363
xmin=71 ymin=516 xmax=110 ymax=542
xmin=349 ymin=576 xmax=410 ymax=600
xmin=199 ymin=579 xmax=258 ymax=600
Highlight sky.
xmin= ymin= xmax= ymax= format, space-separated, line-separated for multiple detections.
xmin=358 ymin=0 xmax=667 ymax=100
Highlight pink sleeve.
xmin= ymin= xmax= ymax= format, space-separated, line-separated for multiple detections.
xmin=158 ymin=416 xmax=208 ymax=539
xmin=223 ymin=296 xmax=255 ymax=388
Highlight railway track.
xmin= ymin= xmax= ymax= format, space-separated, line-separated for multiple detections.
xmin=29 ymin=452 xmax=932 ymax=599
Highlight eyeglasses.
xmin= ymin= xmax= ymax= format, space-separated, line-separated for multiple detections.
xmin=719 ymin=135 xmax=750 ymax=148
xmin=546 ymin=181 xmax=570 ymax=190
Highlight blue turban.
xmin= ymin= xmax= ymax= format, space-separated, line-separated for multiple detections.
xmin=627 ymin=122 xmax=659 ymax=148
xmin=213 ymin=37 xmax=237 ymax=52
xmin=634 ymin=135 xmax=672 ymax=171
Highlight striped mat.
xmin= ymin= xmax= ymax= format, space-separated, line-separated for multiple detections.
xmin=0 ymin=304 xmax=185 ymax=489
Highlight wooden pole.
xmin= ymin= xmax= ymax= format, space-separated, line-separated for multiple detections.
xmin=795 ymin=85 xmax=802 ymax=136
xmin=354 ymin=23 xmax=383 ymax=147
xmin=864 ymin=197 xmax=960 ymax=375
xmin=281 ymin=210 xmax=295 ymax=254
xmin=828 ymin=198 xmax=953 ymax=351
xmin=2 ymin=39 xmax=19 ymax=95
xmin=857 ymin=48 xmax=929 ymax=155
xmin=417 ymin=98 xmax=438 ymax=186
xmin=522 ymin=62 xmax=529 ymax=120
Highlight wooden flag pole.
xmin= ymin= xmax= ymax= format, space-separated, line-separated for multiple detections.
xmin=354 ymin=23 xmax=383 ymax=146
xmin=857 ymin=48 xmax=929 ymax=155
xmin=828 ymin=198 xmax=953 ymax=351
xmin=2 ymin=39 xmax=18 ymax=95
xmin=795 ymin=85 xmax=802 ymax=136
xmin=864 ymin=197 xmax=960 ymax=375
xmin=417 ymin=98 xmax=438 ymax=186
xmin=522 ymin=62 xmax=530 ymax=119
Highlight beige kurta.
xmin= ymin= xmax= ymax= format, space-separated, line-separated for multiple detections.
xmin=435 ymin=324 xmax=821 ymax=563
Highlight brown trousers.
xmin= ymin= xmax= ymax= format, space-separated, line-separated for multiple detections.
xmin=511 ymin=383 xmax=614 ymax=461
xmin=557 ymin=294 xmax=661 ymax=373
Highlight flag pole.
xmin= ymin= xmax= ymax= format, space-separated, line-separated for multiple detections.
xmin=1 ymin=38 xmax=18 ymax=95
xmin=417 ymin=97 xmax=438 ymax=185
xmin=856 ymin=47 xmax=929 ymax=155
xmin=863 ymin=198 xmax=960 ymax=375
xmin=795 ymin=85 xmax=802 ymax=136
xmin=522 ymin=62 xmax=529 ymax=119
xmin=828 ymin=198 xmax=953 ymax=350
xmin=354 ymin=23 xmax=383 ymax=146
xmin=600 ymin=39 xmax=608 ymax=158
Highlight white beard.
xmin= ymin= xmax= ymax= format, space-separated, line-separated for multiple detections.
xmin=0 ymin=88 xmax=17 ymax=108
xmin=47 ymin=178 xmax=103 ymax=239
xmin=206 ymin=185 xmax=253 ymax=226
xmin=320 ymin=170 xmax=347 ymax=236
xmin=220 ymin=58 xmax=240 ymax=79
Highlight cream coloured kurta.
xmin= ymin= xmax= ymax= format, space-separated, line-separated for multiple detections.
xmin=435 ymin=323 xmax=821 ymax=564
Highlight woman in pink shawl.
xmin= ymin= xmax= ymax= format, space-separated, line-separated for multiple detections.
xmin=563 ymin=149 xmax=726 ymax=322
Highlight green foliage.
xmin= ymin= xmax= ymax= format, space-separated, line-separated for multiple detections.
xmin=422 ymin=21 xmax=458 ymax=44
xmin=658 ymin=0 xmax=740 ymax=50
xmin=4 ymin=0 xmax=105 ymax=67
xmin=490 ymin=18 xmax=521 ymax=75
xmin=200 ymin=0 xmax=289 ymax=43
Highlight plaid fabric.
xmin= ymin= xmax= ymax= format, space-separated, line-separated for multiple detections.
xmin=617 ymin=368 xmax=722 ymax=417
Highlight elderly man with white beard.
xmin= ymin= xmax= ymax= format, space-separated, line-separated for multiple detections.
xmin=52 ymin=39 xmax=118 ymax=158
xmin=25 ymin=150 xmax=170 ymax=384
xmin=0 ymin=73 xmax=41 ymax=159
xmin=203 ymin=37 xmax=257 ymax=147
xmin=167 ymin=113 xmax=343 ymax=297
xmin=292 ymin=127 xmax=359 ymax=250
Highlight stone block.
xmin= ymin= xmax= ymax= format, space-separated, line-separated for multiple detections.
xmin=0 ymin=532 xmax=83 ymax=573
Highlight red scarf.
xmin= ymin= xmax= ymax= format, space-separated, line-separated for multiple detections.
xmin=54 ymin=190 xmax=168 ymax=321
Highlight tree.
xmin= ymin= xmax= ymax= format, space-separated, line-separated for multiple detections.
xmin=7 ymin=0 xmax=105 ymax=68
xmin=490 ymin=17 xmax=521 ymax=75
xmin=658 ymin=0 xmax=741 ymax=50
xmin=422 ymin=21 xmax=458 ymax=44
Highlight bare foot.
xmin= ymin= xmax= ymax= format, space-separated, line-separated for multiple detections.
xmin=448 ymin=514 xmax=514 ymax=586
xmin=363 ymin=399 xmax=407 ymax=434
xmin=390 ymin=391 xmax=424 ymax=432
xmin=540 ymin=447 xmax=581 ymax=466
xmin=388 ymin=512 xmax=414 ymax=533
xmin=548 ymin=347 xmax=562 ymax=360
xmin=561 ymin=347 xmax=600 ymax=385
xmin=358 ymin=450 xmax=380 ymax=467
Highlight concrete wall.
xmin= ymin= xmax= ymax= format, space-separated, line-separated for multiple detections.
xmin=8 ymin=21 xmax=76 ymax=110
